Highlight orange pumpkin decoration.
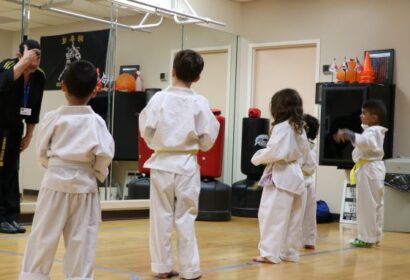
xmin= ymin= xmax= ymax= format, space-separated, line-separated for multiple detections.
xmin=336 ymin=58 xmax=358 ymax=83
xmin=115 ymin=73 xmax=136 ymax=92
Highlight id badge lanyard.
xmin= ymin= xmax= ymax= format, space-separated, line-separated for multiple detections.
xmin=20 ymin=80 xmax=32 ymax=116
xmin=23 ymin=80 xmax=30 ymax=107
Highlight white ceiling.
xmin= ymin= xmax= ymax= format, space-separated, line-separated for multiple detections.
xmin=0 ymin=0 xmax=240 ymax=32
xmin=0 ymin=0 xmax=142 ymax=31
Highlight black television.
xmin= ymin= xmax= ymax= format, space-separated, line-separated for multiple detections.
xmin=318 ymin=83 xmax=395 ymax=169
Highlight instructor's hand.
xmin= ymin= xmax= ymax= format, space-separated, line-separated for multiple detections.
xmin=20 ymin=135 xmax=32 ymax=152
xmin=21 ymin=45 xmax=41 ymax=69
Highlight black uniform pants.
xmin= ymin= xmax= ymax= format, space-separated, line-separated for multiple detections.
xmin=0 ymin=125 xmax=23 ymax=222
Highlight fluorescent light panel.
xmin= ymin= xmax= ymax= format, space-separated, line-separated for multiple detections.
xmin=112 ymin=0 xmax=155 ymax=13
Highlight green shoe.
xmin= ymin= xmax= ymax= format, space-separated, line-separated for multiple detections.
xmin=350 ymin=238 xmax=374 ymax=248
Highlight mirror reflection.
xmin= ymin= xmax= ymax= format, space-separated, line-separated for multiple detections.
xmin=0 ymin=1 xmax=237 ymax=205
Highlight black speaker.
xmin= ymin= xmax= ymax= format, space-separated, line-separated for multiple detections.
xmin=89 ymin=91 xmax=147 ymax=160
xmin=318 ymin=83 xmax=395 ymax=169
xmin=113 ymin=92 xmax=147 ymax=160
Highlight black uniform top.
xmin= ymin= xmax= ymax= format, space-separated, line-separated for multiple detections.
xmin=0 ymin=58 xmax=46 ymax=127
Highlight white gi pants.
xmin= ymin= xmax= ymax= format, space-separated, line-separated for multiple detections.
xmin=149 ymin=169 xmax=201 ymax=279
xmin=258 ymin=186 xmax=303 ymax=263
xmin=356 ymin=166 xmax=384 ymax=243
xmin=20 ymin=188 xmax=100 ymax=280
xmin=302 ymin=185 xmax=317 ymax=246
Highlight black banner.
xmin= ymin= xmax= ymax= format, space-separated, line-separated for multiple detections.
xmin=40 ymin=29 xmax=109 ymax=90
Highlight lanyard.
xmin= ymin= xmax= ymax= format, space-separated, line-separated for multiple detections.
xmin=23 ymin=80 xmax=31 ymax=108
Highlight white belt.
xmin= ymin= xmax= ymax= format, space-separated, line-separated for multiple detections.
xmin=155 ymin=149 xmax=198 ymax=155
xmin=48 ymin=158 xmax=93 ymax=171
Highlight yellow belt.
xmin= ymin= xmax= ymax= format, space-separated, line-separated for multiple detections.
xmin=303 ymin=170 xmax=313 ymax=176
xmin=0 ymin=136 xmax=7 ymax=167
xmin=155 ymin=149 xmax=198 ymax=155
xmin=349 ymin=159 xmax=368 ymax=185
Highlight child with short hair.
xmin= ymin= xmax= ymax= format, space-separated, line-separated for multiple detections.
xmin=334 ymin=99 xmax=387 ymax=247
xmin=301 ymin=114 xmax=319 ymax=250
xmin=251 ymin=88 xmax=313 ymax=264
xmin=20 ymin=60 xmax=114 ymax=280
xmin=139 ymin=49 xmax=219 ymax=279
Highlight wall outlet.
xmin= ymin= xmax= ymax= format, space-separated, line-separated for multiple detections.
xmin=323 ymin=64 xmax=331 ymax=75
xmin=160 ymin=72 xmax=168 ymax=81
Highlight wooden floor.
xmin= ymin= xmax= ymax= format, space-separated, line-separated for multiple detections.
xmin=1 ymin=217 xmax=410 ymax=279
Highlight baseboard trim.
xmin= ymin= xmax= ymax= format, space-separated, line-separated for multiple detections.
xmin=19 ymin=200 xmax=341 ymax=224
xmin=20 ymin=209 xmax=149 ymax=224
xmin=23 ymin=189 xmax=39 ymax=196
xmin=20 ymin=199 xmax=150 ymax=224
xmin=21 ymin=199 xmax=150 ymax=214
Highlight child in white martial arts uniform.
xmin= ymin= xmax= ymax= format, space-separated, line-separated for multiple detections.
xmin=19 ymin=60 xmax=114 ymax=280
xmin=251 ymin=88 xmax=313 ymax=264
xmin=139 ymin=49 xmax=219 ymax=280
xmin=301 ymin=114 xmax=319 ymax=250
xmin=334 ymin=99 xmax=387 ymax=248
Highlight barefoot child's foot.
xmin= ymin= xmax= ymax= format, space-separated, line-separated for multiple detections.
xmin=252 ymin=256 xmax=277 ymax=264
xmin=155 ymin=270 xmax=179 ymax=279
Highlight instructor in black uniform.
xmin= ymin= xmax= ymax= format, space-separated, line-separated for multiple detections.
xmin=0 ymin=40 xmax=45 ymax=234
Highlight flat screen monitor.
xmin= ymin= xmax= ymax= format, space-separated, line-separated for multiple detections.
xmin=119 ymin=65 xmax=140 ymax=78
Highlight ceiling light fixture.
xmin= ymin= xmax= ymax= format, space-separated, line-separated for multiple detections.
xmin=111 ymin=0 xmax=225 ymax=26
xmin=111 ymin=0 xmax=156 ymax=13
xmin=6 ymin=0 xmax=225 ymax=31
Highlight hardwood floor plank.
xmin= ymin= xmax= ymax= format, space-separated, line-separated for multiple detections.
xmin=1 ymin=218 xmax=410 ymax=279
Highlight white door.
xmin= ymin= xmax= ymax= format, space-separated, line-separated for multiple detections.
xmin=192 ymin=50 xmax=228 ymax=113
xmin=251 ymin=43 xmax=318 ymax=116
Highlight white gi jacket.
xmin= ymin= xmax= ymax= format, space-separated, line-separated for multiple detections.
xmin=352 ymin=125 xmax=387 ymax=180
xmin=36 ymin=105 xmax=115 ymax=193
xmin=251 ymin=120 xmax=312 ymax=195
xmin=139 ymin=86 xmax=220 ymax=175
xmin=301 ymin=142 xmax=317 ymax=187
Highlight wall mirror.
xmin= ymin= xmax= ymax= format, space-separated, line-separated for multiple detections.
xmin=0 ymin=1 xmax=238 ymax=207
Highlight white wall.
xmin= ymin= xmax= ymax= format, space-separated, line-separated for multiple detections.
xmin=0 ymin=29 xmax=13 ymax=59
xmin=240 ymin=0 xmax=409 ymax=155
xmin=237 ymin=0 xmax=410 ymax=213
xmin=189 ymin=0 xmax=243 ymax=35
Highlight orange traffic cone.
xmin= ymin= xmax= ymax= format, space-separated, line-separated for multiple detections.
xmin=359 ymin=51 xmax=375 ymax=83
